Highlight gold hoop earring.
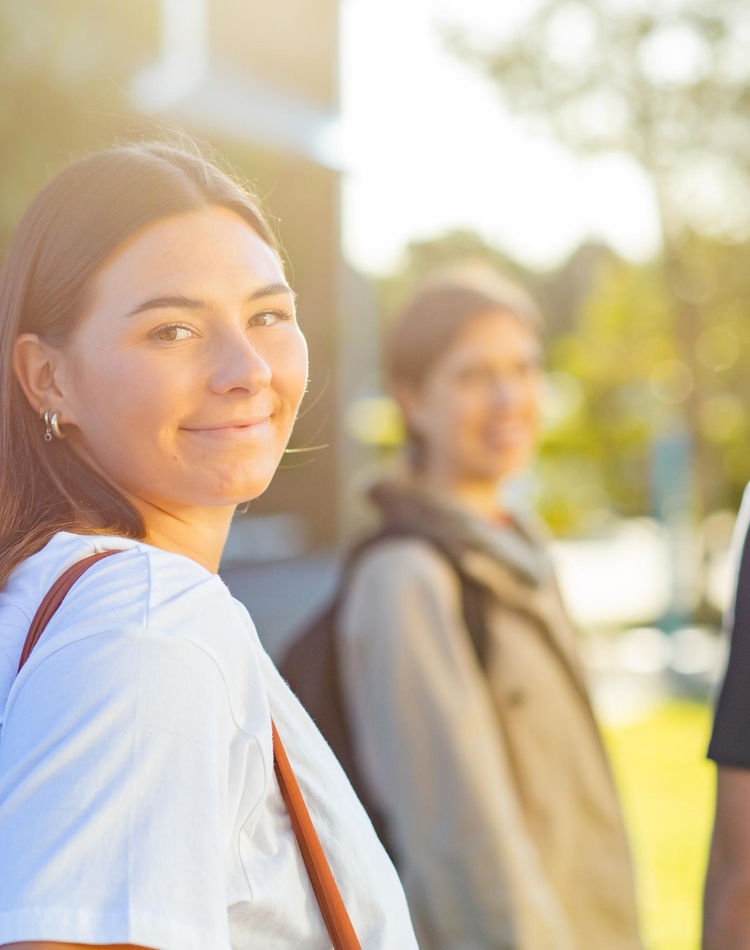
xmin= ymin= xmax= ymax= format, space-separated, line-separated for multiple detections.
xmin=42 ymin=409 xmax=53 ymax=442
xmin=42 ymin=409 xmax=65 ymax=441
xmin=49 ymin=411 xmax=65 ymax=440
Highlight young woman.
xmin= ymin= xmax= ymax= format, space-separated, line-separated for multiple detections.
xmin=336 ymin=269 xmax=643 ymax=949
xmin=0 ymin=143 xmax=417 ymax=949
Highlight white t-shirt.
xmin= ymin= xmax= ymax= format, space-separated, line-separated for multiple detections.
xmin=0 ymin=532 xmax=417 ymax=950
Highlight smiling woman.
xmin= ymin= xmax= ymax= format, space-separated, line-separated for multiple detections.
xmin=0 ymin=143 xmax=417 ymax=950
xmin=13 ymin=205 xmax=308 ymax=564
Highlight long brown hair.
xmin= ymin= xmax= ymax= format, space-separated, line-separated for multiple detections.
xmin=0 ymin=141 xmax=277 ymax=588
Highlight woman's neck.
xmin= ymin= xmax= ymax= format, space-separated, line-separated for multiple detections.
xmin=418 ymin=471 xmax=504 ymax=522
xmin=127 ymin=495 xmax=235 ymax=573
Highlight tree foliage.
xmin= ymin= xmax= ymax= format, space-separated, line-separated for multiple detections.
xmin=542 ymin=236 xmax=750 ymax=531
xmin=450 ymin=0 xmax=750 ymax=242
xmin=448 ymin=0 xmax=750 ymax=518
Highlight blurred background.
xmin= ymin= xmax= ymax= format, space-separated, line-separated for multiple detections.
xmin=2 ymin=1 xmax=749 ymax=946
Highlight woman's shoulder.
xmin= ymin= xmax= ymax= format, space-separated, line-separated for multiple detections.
xmin=4 ymin=533 xmax=250 ymax=673
xmin=2 ymin=532 xmax=264 ymax=735
xmin=12 ymin=531 xmax=229 ymax=626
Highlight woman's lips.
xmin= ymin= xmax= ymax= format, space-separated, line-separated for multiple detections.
xmin=482 ymin=421 xmax=531 ymax=450
xmin=182 ymin=419 xmax=270 ymax=440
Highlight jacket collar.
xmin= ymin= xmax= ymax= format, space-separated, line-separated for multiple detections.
xmin=368 ymin=477 xmax=550 ymax=588
xmin=368 ymin=477 xmax=591 ymax=702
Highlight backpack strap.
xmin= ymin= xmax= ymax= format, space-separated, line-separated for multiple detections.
xmin=18 ymin=551 xmax=362 ymax=950
xmin=340 ymin=526 xmax=491 ymax=670
xmin=280 ymin=526 xmax=492 ymax=864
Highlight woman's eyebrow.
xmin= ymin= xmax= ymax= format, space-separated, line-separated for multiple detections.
xmin=249 ymin=282 xmax=296 ymax=303
xmin=126 ymin=294 xmax=210 ymax=317
xmin=126 ymin=283 xmax=295 ymax=318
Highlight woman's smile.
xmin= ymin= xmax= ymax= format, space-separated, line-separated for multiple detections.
xmin=481 ymin=418 xmax=531 ymax=451
xmin=182 ymin=417 xmax=272 ymax=440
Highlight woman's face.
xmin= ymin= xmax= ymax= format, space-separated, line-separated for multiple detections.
xmin=401 ymin=310 xmax=543 ymax=488
xmin=50 ymin=206 xmax=308 ymax=519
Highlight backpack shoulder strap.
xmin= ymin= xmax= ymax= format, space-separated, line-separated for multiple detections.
xmin=341 ymin=526 xmax=491 ymax=671
xmin=454 ymin=570 xmax=491 ymax=671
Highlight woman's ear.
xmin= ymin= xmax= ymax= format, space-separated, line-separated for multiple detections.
xmin=392 ymin=382 xmax=428 ymax=439
xmin=13 ymin=333 xmax=69 ymax=416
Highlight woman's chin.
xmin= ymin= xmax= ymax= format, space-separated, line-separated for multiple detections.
xmin=468 ymin=450 xmax=531 ymax=484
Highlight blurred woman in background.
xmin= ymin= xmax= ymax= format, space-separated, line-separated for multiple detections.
xmin=336 ymin=267 xmax=643 ymax=949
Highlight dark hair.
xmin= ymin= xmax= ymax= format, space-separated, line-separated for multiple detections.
xmin=384 ymin=265 xmax=543 ymax=469
xmin=0 ymin=141 xmax=277 ymax=587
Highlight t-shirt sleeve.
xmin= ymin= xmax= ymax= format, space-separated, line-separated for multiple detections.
xmin=709 ymin=514 xmax=750 ymax=767
xmin=0 ymin=624 xmax=239 ymax=950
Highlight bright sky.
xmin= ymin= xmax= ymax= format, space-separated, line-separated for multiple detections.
xmin=339 ymin=0 xmax=663 ymax=274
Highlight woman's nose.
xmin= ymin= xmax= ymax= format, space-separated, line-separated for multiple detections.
xmin=208 ymin=331 xmax=272 ymax=395
xmin=490 ymin=378 xmax=521 ymax=409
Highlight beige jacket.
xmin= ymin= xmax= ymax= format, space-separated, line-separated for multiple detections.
xmin=338 ymin=480 xmax=642 ymax=950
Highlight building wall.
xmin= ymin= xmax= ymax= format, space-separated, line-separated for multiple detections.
xmin=210 ymin=0 xmax=339 ymax=106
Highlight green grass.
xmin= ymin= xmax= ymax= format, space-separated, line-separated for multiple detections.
xmin=603 ymin=701 xmax=715 ymax=950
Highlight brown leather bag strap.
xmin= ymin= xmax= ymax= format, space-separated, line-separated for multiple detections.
xmin=18 ymin=551 xmax=362 ymax=950
xmin=17 ymin=550 xmax=118 ymax=672
xmin=272 ymin=720 xmax=362 ymax=949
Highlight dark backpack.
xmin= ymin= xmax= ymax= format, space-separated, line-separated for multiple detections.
xmin=279 ymin=527 xmax=489 ymax=859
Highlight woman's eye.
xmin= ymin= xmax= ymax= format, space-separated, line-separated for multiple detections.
xmin=152 ymin=323 xmax=193 ymax=342
xmin=249 ymin=310 xmax=290 ymax=327
xmin=519 ymin=357 xmax=544 ymax=377
xmin=459 ymin=366 xmax=495 ymax=385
